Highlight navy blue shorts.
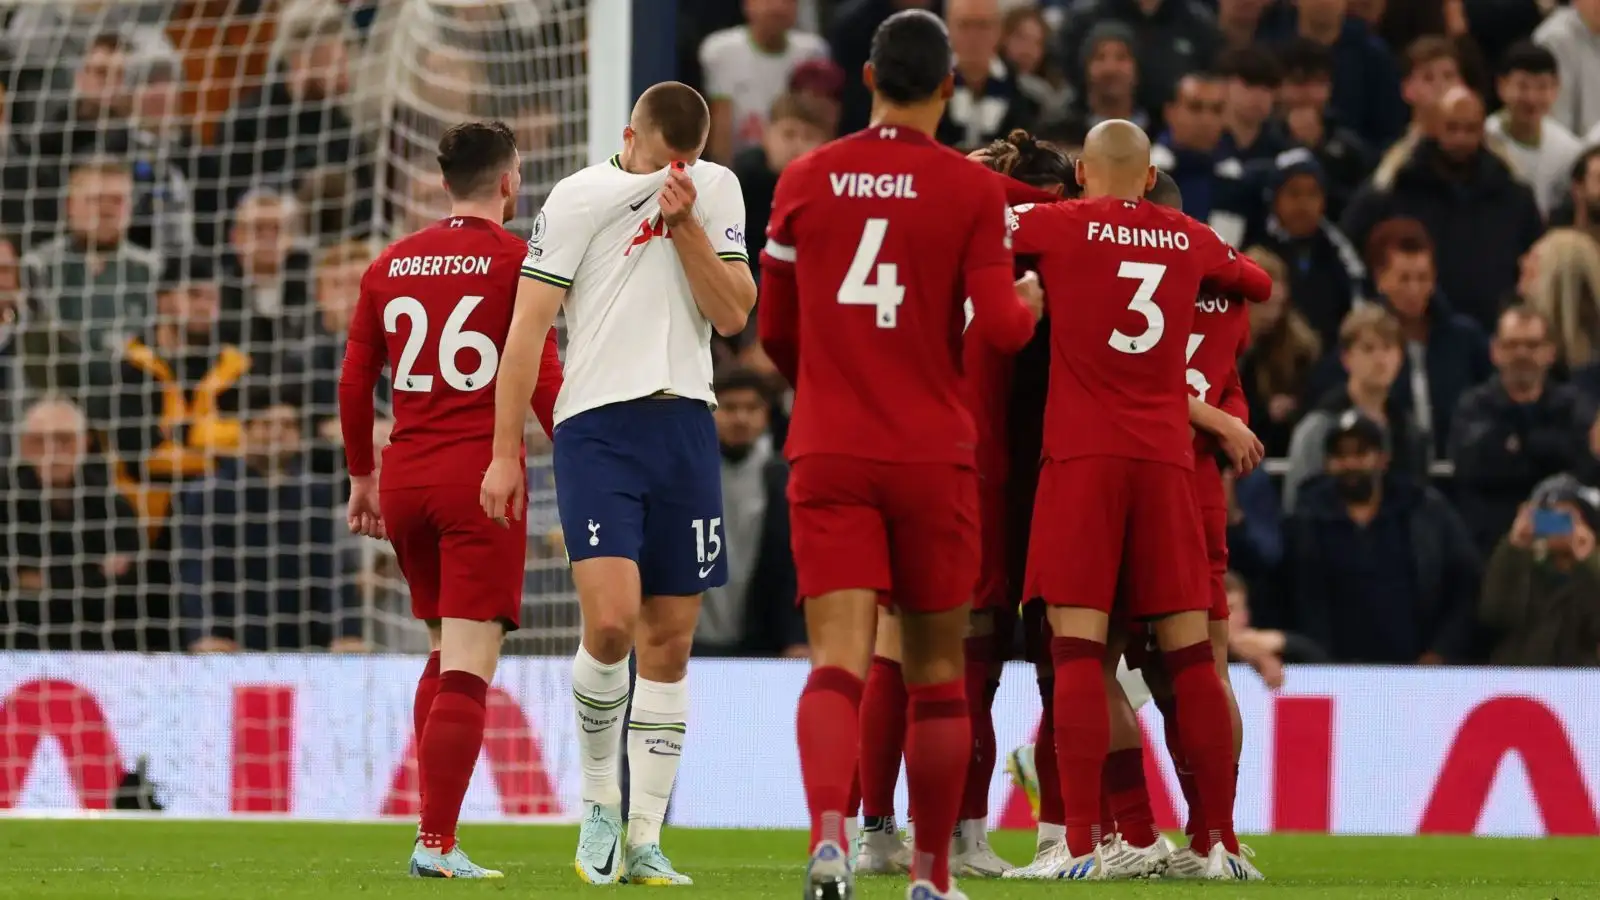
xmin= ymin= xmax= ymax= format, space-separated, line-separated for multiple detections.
xmin=553 ymin=397 xmax=726 ymax=596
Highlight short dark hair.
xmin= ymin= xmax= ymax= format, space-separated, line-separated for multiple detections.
xmin=1146 ymin=170 xmax=1183 ymax=210
xmin=636 ymin=81 xmax=711 ymax=153
xmin=1572 ymin=145 xmax=1600 ymax=185
xmin=1365 ymin=217 xmax=1435 ymax=273
xmin=869 ymin=9 xmax=952 ymax=105
xmin=436 ymin=120 xmax=517 ymax=200
xmin=86 ymin=32 xmax=125 ymax=54
xmin=1501 ymin=40 xmax=1559 ymax=78
xmin=768 ymin=92 xmax=830 ymax=133
xmin=1402 ymin=35 xmax=1459 ymax=80
xmin=1216 ymin=46 xmax=1282 ymax=90
xmin=1278 ymin=38 xmax=1334 ymax=83
xmin=712 ymin=366 xmax=771 ymax=399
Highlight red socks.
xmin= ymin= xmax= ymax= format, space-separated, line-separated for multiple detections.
xmin=413 ymin=651 xmax=441 ymax=803
xmin=1155 ymin=691 xmax=1202 ymax=839
xmin=1165 ymin=642 xmax=1239 ymax=854
xmin=418 ymin=670 xmax=487 ymax=853
xmin=1103 ymin=748 xmax=1157 ymax=847
xmin=960 ymin=638 xmax=997 ymax=822
xmin=858 ymin=656 xmax=907 ymax=821
xmin=905 ymin=679 xmax=969 ymax=891
xmin=798 ymin=666 xmax=864 ymax=851
xmin=1034 ymin=676 xmax=1063 ymax=826
xmin=1050 ymin=636 xmax=1109 ymax=857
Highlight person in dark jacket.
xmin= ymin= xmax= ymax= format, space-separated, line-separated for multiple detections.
xmin=1216 ymin=44 xmax=1291 ymax=164
xmin=1478 ymin=474 xmax=1600 ymax=667
xmin=1340 ymin=87 xmax=1545 ymax=332
xmin=829 ymin=0 xmax=942 ymax=135
xmin=937 ymin=0 xmax=1041 ymax=150
xmin=1450 ymin=305 xmax=1595 ymax=553
xmin=1287 ymin=412 xmax=1480 ymax=664
xmin=176 ymin=398 xmax=362 ymax=652
xmin=1056 ymin=0 xmax=1223 ymax=123
xmin=1274 ymin=38 xmax=1374 ymax=223
xmin=1152 ymin=72 xmax=1258 ymax=245
xmin=1257 ymin=0 xmax=1408 ymax=146
xmin=734 ymin=93 xmax=831 ymax=285
xmin=1050 ymin=22 xmax=1151 ymax=146
xmin=693 ymin=369 xmax=804 ymax=657
xmin=1250 ymin=149 xmax=1367 ymax=348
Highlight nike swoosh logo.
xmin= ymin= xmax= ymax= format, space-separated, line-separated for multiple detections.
xmin=582 ymin=724 xmax=611 ymax=733
xmin=629 ymin=196 xmax=652 ymax=211
xmin=698 ymin=565 xmax=714 ymax=578
xmin=595 ymin=844 xmax=616 ymax=876
xmin=647 ymin=747 xmax=682 ymax=756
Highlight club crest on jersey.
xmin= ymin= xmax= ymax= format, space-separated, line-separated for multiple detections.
xmin=531 ymin=210 xmax=547 ymax=243
xmin=625 ymin=218 xmax=671 ymax=256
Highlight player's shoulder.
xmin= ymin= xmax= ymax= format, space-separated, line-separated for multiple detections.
xmin=690 ymin=158 xmax=740 ymax=190
xmin=698 ymin=25 xmax=749 ymax=60
xmin=551 ymin=160 xmax=625 ymax=200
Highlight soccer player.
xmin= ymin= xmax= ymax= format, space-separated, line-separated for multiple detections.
xmin=756 ymin=11 xmax=1041 ymax=900
xmin=1010 ymin=119 xmax=1270 ymax=881
xmin=479 ymin=81 xmax=754 ymax=886
xmin=339 ymin=120 xmax=564 ymax=879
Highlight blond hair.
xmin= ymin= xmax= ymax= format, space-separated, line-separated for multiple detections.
xmin=1522 ymin=229 xmax=1600 ymax=368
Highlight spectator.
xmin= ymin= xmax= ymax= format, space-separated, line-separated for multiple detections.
xmin=1533 ymin=0 xmax=1600 ymax=138
xmin=1284 ymin=305 xmax=1429 ymax=511
xmin=1216 ymin=45 xmax=1289 ymax=164
xmin=1251 ymin=150 xmax=1367 ymax=350
xmin=1001 ymin=5 xmax=1072 ymax=127
xmin=197 ymin=15 xmax=370 ymax=247
xmin=0 ymin=397 xmax=144 ymax=651
xmin=21 ymin=159 xmax=160 ymax=369
xmin=1399 ymin=36 xmax=1464 ymax=144
xmin=1479 ymin=474 xmax=1600 ymax=667
xmin=1286 ymin=411 xmax=1479 ymax=664
xmin=299 ymin=240 xmax=382 ymax=446
xmin=694 ymin=368 xmax=805 ymax=657
xmin=1450 ymin=305 xmax=1594 ymax=553
xmin=1056 ymin=0 xmax=1223 ymax=124
xmin=177 ymin=398 xmax=362 ymax=652
xmin=1152 ymin=72 xmax=1255 ymax=245
xmin=1223 ymin=465 xmax=1285 ymax=595
xmin=936 ymin=0 xmax=1039 ymax=150
xmin=1365 ymin=217 xmax=1491 ymax=458
xmin=699 ymin=0 xmax=828 ymax=164
xmin=1342 ymin=87 xmax=1543 ymax=332
xmin=1556 ymin=146 xmax=1600 ymax=245
xmin=829 ymin=0 xmax=939 ymax=135
xmin=1486 ymin=41 xmax=1584 ymax=217
xmin=1216 ymin=0 xmax=1273 ymax=52
xmin=1238 ymin=245 xmax=1322 ymax=458
xmin=0 ymin=237 xmax=29 ymax=448
xmin=787 ymin=58 xmax=846 ymax=137
xmin=1520 ymin=230 xmax=1600 ymax=400
xmin=1224 ymin=573 xmax=1327 ymax=690
xmin=221 ymin=190 xmax=315 ymax=368
xmin=1053 ymin=23 xmax=1148 ymax=146
xmin=734 ymin=94 xmax=830 ymax=284
xmin=1262 ymin=0 xmax=1406 ymax=147
xmin=124 ymin=55 xmax=198 ymax=258
xmin=1275 ymin=38 xmax=1373 ymax=222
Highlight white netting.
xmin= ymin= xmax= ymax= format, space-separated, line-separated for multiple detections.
xmin=0 ymin=0 xmax=591 ymax=659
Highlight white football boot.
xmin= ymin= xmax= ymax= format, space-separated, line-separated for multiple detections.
xmin=950 ymin=819 xmax=1012 ymax=878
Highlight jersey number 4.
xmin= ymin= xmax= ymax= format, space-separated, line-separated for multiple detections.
xmin=838 ymin=218 xmax=905 ymax=329
xmin=385 ymin=295 xmax=500 ymax=392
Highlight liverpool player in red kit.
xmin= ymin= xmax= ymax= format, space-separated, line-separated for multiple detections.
xmin=339 ymin=121 xmax=562 ymax=879
xmin=756 ymin=11 xmax=1040 ymax=900
xmin=1010 ymin=120 xmax=1270 ymax=881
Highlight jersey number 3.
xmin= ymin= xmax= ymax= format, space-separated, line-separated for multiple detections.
xmin=385 ymin=295 xmax=500 ymax=392
xmin=1109 ymin=261 xmax=1167 ymax=354
xmin=838 ymin=218 xmax=905 ymax=329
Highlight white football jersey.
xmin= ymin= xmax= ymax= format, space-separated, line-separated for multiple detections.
xmin=521 ymin=155 xmax=748 ymax=425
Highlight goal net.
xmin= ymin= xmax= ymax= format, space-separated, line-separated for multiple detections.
xmin=0 ymin=0 xmax=606 ymax=819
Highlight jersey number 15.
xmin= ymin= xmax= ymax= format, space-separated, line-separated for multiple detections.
xmin=385 ymin=295 xmax=501 ymax=393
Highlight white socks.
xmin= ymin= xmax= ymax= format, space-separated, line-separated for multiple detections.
xmin=626 ymin=676 xmax=688 ymax=848
xmin=571 ymin=644 xmax=630 ymax=808
xmin=1038 ymin=821 xmax=1065 ymax=847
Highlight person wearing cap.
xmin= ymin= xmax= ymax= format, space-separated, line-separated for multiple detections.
xmin=1250 ymin=147 xmax=1366 ymax=349
xmin=1053 ymin=20 xmax=1148 ymax=146
xmin=787 ymin=57 xmax=846 ymax=136
xmin=1055 ymin=0 xmax=1223 ymax=126
xmin=1479 ymin=473 xmax=1600 ymax=666
xmin=1449 ymin=304 xmax=1594 ymax=554
xmin=1285 ymin=409 xmax=1479 ymax=665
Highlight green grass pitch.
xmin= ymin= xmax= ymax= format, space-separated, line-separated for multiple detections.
xmin=1 ymin=821 xmax=1597 ymax=898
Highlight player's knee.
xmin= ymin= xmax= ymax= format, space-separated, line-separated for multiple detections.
xmin=635 ymin=626 xmax=694 ymax=682
xmin=582 ymin=608 xmax=637 ymax=663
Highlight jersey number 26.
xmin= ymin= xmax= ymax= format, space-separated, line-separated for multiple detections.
xmin=385 ymin=295 xmax=500 ymax=393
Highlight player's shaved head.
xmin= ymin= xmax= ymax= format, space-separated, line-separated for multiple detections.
xmin=632 ymin=81 xmax=711 ymax=156
xmin=1146 ymin=170 xmax=1183 ymax=210
xmin=1075 ymin=119 xmax=1157 ymax=200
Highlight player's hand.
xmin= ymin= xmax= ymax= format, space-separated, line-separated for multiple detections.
xmin=658 ymin=163 xmax=697 ymax=228
xmin=1015 ymin=271 xmax=1044 ymax=321
xmin=1215 ymin=413 xmax=1265 ymax=475
xmin=1253 ymin=653 xmax=1286 ymax=690
xmin=966 ymin=147 xmax=993 ymax=164
xmin=347 ymin=475 xmax=386 ymax=540
xmin=479 ymin=457 xmax=526 ymax=526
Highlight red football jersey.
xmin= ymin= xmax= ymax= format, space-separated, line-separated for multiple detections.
xmin=1009 ymin=197 xmax=1270 ymax=467
xmin=757 ymin=127 xmax=1034 ymax=466
xmin=1187 ymin=291 xmax=1251 ymax=457
xmin=339 ymin=216 xmax=562 ymax=488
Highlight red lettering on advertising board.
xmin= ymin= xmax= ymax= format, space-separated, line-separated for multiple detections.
xmin=1271 ymin=695 xmax=1333 ymax=831
xmin=1419 ymin=696 xmax=1598 ymax=835
xmin=382 ymin=686 xmax=560 ymax=816
xmin=0 ymin=679 xmax=123 ymax=809
xmin=231 ymin=685 xmax=295 ymax=813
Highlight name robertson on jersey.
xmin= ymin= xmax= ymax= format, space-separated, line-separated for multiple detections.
xmin=1086 ymin=221 xmax=1190 ymax=250
xmin=829 ymin=172 xmax=918 ymax=199
xmin=387 ymin=254 xmax=495 ymax=278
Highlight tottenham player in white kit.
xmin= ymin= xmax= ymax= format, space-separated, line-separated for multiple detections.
xmin=481 ymin=81 xmax=755 ymax=886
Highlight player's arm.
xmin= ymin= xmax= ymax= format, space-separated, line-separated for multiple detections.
xmin=662 ymin=164 xmax=756 ymax=336
xmin=1189 ymin=373 xmax=1263 ymax=474
xmin=756 ymin=165 xmax=803 ymax=386
xmin=337 ymin=268 xmax=386 ymax=479
xmin=529 ymin=326 xmax=563 ymax=440
xmin=964 ymin=178 xmax=1038 ymax=354
xmin=1195 ymin=225 xmax=1272 ymax=304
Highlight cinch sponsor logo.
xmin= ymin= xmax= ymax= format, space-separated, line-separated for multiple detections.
xmin=724 ymin=225 xmax=744 ymax=247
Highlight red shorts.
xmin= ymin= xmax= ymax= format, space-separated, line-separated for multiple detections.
xmin=1024 ymin=457 xmax=1207 ymax=619
xmin=789 ymin=455 xmax=980 ymax=615
xmin=1190 ymin=462 xmax=1231 ymax=621
xmin=972 ymin=468 xmax=1010 ymax=611
xmin=381 ymin=484 xmax=526 ymax=628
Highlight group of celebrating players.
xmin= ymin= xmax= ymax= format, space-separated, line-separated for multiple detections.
xmin=336 ymin=6 xmax=1271 ymax=897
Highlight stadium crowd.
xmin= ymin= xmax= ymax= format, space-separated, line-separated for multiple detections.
xmin=2 ymin=0 xmax=1600 ymax=667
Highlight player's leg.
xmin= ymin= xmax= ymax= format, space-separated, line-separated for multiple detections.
xmin=1002 ymin=603 xmax=1065 ymax=879
xmin=622 ymin=592 xmax=698 ymax=884
xmin=858 ymin=604 xmax=911 ymax=873
xmin=1098 ymin=649 xmax=1172 ymax=879
xmin=952 ymin=606 xmax=1011 ymax=878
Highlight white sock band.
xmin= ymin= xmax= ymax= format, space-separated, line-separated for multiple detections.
xmin=571 ymin=644 xmax=630 ymax=808
xmin=626 ymin=676 xmax=688 ymax=848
